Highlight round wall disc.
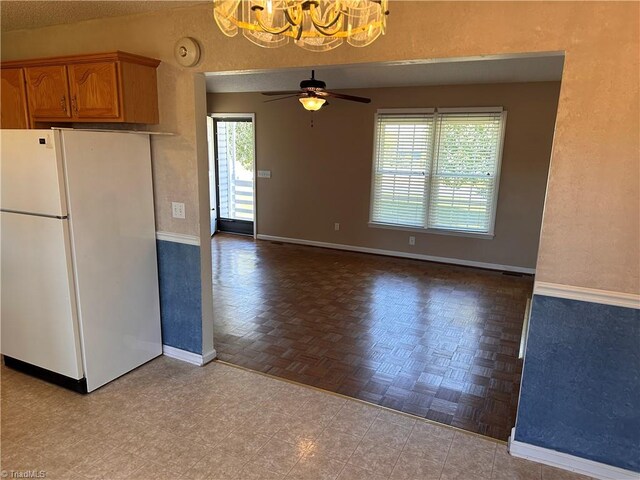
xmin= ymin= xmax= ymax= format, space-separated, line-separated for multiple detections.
xmin=174 ymin=37 xmax=201 ymax=67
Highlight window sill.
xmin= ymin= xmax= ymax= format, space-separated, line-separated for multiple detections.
xmin=368 ymin=222 xmax=495 ymax=239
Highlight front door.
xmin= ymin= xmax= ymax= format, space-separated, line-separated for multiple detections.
xmin=213 ymin=116 xmax=255 ymax=236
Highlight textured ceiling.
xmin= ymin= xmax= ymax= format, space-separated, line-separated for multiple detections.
xmin=205 ymin=54 xmax=565 ymax=93
xmin=1 ymin=1 xmax=206 ymax=32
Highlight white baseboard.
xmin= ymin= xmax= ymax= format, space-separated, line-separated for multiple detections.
xmin=533 ymin=282 xmax=640 ymax=309
xmin=508 ymin=429 xmax=638 ymax=480
xmin=201 ymin=348 xmax=217 ymax=365
xmin=156 ymin=231 xmax=200 ymax=246
xmin=256 ymin=234 xmax=535 ymax=274
xmin=162 ymin=345 xmax=216 ymax=366
xmin=518 ymin=297 xmax=532 ymax=359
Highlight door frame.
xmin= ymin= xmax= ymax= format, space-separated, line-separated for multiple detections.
xmin=206 ymin=116 xmax=218 ymax=236
xmin=209 ymin=112 xmax=257 ymax=239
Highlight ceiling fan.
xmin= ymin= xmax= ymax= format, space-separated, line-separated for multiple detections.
xmin=261 ymin=70 xmax=371 ymax=111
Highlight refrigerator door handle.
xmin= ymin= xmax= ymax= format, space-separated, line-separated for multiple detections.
xmin=0 ymin=209 xmax=68 ymax=220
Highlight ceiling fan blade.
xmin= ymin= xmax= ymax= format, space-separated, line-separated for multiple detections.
xmin=321 ymin=91 xmax=371 ymax=103
xmin=261 ymin=91 xmax=301 ymax=96
xmin=263 ymin=95 xmax=300 ymax=103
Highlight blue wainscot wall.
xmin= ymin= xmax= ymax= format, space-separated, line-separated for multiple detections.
xmin=156 ymin=240 xmax=202 ymax=355
xmin=515 ymin=294 xmax=640 ymax=472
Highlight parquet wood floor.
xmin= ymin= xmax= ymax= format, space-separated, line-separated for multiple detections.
xmin=211 ymin=234 xmax=533 ymax=440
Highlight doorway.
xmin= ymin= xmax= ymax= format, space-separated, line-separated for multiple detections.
xmin=209 ymin=114 xmax=256 ymax=237
xmin=202 ymin=53 xmax=564 ymax=441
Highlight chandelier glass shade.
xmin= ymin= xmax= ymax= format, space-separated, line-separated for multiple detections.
xmin=213 ymin=0 xmax=389 ymax=51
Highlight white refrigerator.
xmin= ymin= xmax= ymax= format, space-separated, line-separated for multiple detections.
xmin=1 ymin=129 xmax=162 ymax=392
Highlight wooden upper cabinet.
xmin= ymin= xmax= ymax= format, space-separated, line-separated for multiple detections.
xmin=1 ymin=68 xmax=30 ymax=129
xmin=25 ymin=65 xmax=71 ymax=119
xmin=68 ymin=62 xmax=120 ymax=119
xmin=2 ymin=52 xmax=160 ymax=126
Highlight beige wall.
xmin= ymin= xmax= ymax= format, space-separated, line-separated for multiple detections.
xmin=2 ymin=1 xmax=638 ymax=293
xmin=208 ymin=82 xmax=560 ymax=270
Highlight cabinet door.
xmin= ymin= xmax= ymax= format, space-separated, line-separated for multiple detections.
xmin=1 ymin=69 xmax=30 ymax=128
xmin=68 ymin=62 xmax=120 ymax=119
xmin=25 ymin=65 xmax=71 ymax=118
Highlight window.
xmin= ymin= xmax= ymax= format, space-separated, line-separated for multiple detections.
xmin=370 ymin=108 xmax=506 ymax=237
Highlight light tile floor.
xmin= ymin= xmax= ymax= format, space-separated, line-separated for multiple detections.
xmin=1 ymin=357 xmax=591 ymax=480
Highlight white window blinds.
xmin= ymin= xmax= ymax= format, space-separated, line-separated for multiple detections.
xmin=370 ymin=109 xmax=505 ymax=235
xmin=371 ymin=112 xmax=435 ymax=227
xmin=428 ymin=112 xmax=504 ymax=233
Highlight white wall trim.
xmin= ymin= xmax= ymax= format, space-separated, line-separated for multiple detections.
xmin=534 ymin=282 xmax=640 ymax=309
xmin=368 ymin=222 xmax=495 ymax=240
xmin=156 ymin=231 xmax=201 ymax=246
xmin=162 ymin=345 xmax=216 ymax=366
xmin=201 ymin=348 xmax=217 ymax=365
xmin=377 ymin=107 xmax=435 ymax=114
xmin=509 ymin=429 xmax=639 ymax=480
xmin=437 ymin=106 xmax=504 ymax=113
xmin=256 ymin=234 xmax=535 ymax=274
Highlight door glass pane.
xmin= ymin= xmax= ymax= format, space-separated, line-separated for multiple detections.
xmin=216 ymin=120 xmax=254 ymax=222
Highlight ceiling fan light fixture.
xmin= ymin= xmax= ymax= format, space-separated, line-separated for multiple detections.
xmin=261 ymin=70 xmax=371 ymax=109
xmin=299 ymin=96 xmax=326 ymax=111
xmin=213 ymin=0 xmax=389 ymax=51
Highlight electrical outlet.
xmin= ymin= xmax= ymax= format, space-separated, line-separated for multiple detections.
xmin=409 ymin=236 xmax=416 ymax=246
xmin=172 ymin=202 xmax=185 ymax=219
xmin=334 ymin=223 xmax=340 ymax=231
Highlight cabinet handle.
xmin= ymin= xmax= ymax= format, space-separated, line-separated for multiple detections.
xmin=60 ymin=96 xmax=66 ymax=112
xmin=72 ymin=96 xmax=78 ymax=115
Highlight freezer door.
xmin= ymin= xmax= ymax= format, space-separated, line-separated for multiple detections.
xmin=0 ymin=212 xmax=83 ymax=379
xmin=0 ymin=130 xmax=67 ymax=217
xmin=61 ymin=130 xmax=162 ymax=392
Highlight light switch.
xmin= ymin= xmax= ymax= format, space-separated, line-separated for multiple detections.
xmin=257 ymin=170 xmax=272 ymax=178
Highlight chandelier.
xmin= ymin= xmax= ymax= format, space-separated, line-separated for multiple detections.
xmin=213 ymin=0 xmax=389 ymax=51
